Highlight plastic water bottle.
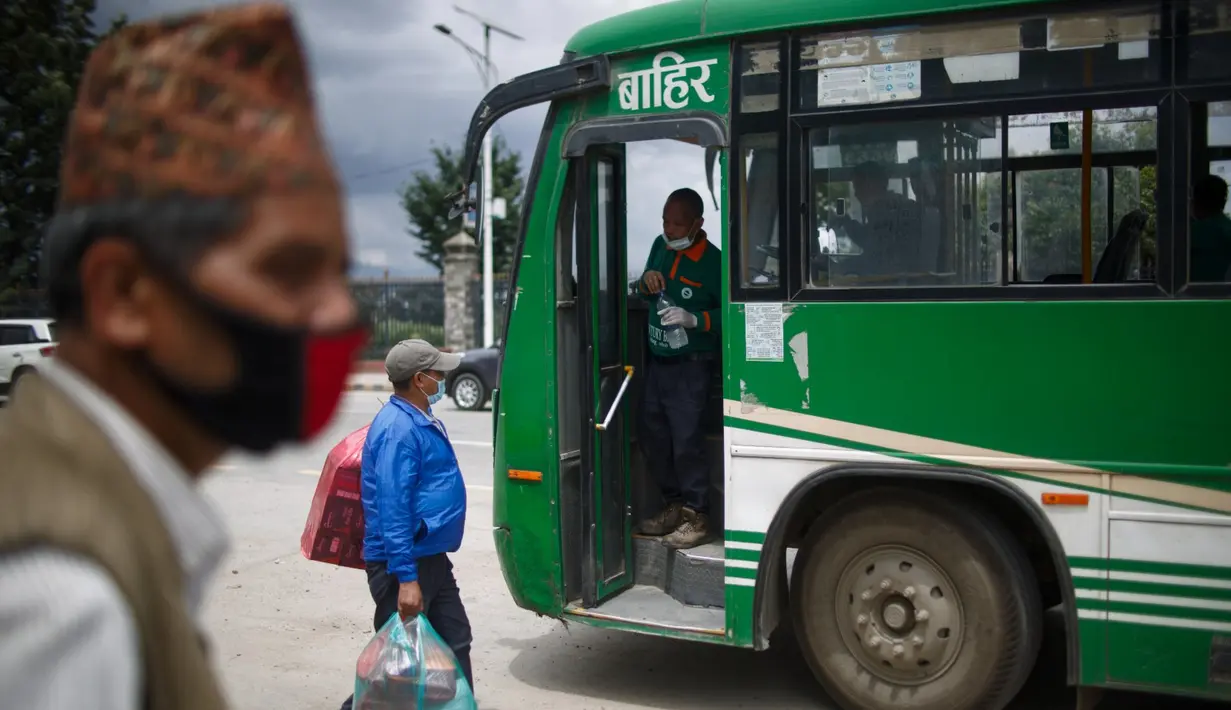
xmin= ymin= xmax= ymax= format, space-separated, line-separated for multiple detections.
xmin=657 ymin=291 xmax=689 ymax=350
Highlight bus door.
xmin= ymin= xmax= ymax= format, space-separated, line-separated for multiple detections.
xmin=575 ymin=144 xmax=634 ymax=605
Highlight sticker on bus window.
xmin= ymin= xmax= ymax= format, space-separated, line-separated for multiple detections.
xmin=745 ymin=303 xmax=785 ymax=362
xmin=817 ymin=61 xmax=921 ymax=107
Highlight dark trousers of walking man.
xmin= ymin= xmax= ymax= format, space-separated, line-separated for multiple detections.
xmin=339 ymin=555 xmax=473 ymax=709
xmin=638 ymin=353 xmax=714 ymax=548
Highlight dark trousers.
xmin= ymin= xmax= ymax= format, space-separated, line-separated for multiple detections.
xmin=639 ymin=355 xmax=712 ymax=514
xmin=340 ymin=554 xmax=474 ymax=709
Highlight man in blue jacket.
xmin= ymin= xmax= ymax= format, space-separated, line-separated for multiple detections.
xmin=340 ymin=339 xmax=471 ymax=709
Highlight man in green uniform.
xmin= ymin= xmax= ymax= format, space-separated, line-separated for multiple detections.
xmin=634 ymin=188 xmax=722 ymax=549
xmin=1190 ymin=174 xmax=1231 ymax=282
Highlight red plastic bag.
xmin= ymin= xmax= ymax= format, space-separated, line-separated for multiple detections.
xmin=301 ymin=425 xmax=370 ymax=569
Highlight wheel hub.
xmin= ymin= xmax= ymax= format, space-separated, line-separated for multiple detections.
xmin=836 ymin=545 xmax=964 ymax=685
xmin=455 ymin=379 xmax=480 ymax=407
xmin=880 ymin=598 xmax=913 ymax=633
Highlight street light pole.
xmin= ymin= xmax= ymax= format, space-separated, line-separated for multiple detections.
xmin=437 ymin=5 xmax=522 ymax=348
xmin=480 ymin=23 xmax=494 ymax=349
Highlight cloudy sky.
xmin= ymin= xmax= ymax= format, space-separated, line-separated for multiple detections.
xmin=95 ymin=0 xmax=718 ymax=277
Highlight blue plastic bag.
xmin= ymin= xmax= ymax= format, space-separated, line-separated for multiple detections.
xmin=353 ymin=612 xmax=475 ymax=709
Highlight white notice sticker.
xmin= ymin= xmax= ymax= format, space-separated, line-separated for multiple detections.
xmin=745 ymin=303 xmax=785 ymax=362
xmin=818 ymin=61 xmax=921 ymax=107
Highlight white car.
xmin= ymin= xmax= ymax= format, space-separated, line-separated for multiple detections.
xmin=0 ymin=319 xmax=58 ymax=401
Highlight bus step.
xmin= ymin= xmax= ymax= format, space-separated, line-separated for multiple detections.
xmin=633 ymin=535 xmax=726 ymax=609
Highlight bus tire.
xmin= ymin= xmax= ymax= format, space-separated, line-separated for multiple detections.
xmin=790 ymin=486 xmax=1042 ymax=710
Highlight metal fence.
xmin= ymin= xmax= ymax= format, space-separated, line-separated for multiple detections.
xmin=352 ymin=277 xmax=445 ymax=360
xmin=344 ymin=275 xmax=511 ymax=360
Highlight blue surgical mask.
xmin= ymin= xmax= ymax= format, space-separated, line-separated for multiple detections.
xmin=419 ymin=375 xmax=446 ymax=406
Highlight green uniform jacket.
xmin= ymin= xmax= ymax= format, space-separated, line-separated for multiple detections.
xmin=636 ymin=232 xmax=722 ymax=357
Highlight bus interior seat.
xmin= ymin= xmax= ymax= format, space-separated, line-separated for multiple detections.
xmin=1041 ymin=208 xmax=1149 ymax=284
xmin=1093 ymin=209 xmax=1148 ymax=283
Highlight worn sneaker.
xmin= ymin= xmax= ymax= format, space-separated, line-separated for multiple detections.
xmin=637 ymin=502 xmax=684 ymax=536
xmin=663 ymin=507 xmax=709 ymax=549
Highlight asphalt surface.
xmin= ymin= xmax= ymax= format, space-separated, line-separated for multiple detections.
xmin=200 ymin=392 xmax=1218 ymax=710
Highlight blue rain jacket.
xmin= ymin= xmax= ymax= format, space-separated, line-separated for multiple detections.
xmin=360 ymin=396 xmax=467 ymax=582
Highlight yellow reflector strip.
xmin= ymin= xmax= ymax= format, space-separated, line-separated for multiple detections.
xmin=508 ymin=469 xmax=543 ymax=482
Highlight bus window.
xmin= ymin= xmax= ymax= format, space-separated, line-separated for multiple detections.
xmin=1012 ymin=106 xmax=1157 ymax=283
xmin=1185 ymin=0 xmax=1231 ymax=84
xmin=1209 ymin=102 xmax=1231 ymax=198
xmin=1205 ymin=101 xmax=1231 ymax=213
xmin=738 ymin=41 xmax=780 ymax=114
xmin=739 ymin=133 xmax=780 ymax=288
xmin=795 ymin=5 xmax=1161 ymax=110
xmin=735 ymin=41 xmax=783 ymax=289
xmin=556 ymin=176 xmax=578 ymax=302
xmin=1190 ymin=101 xmax=1231 ymax=283
xmin=806 ymin=117 xmax=1004 ymax=288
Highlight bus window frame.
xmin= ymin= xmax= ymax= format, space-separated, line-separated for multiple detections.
xmin=730 ymin=36 xmax=791 ymax=305
xmin=785 ymin=89 xmax=1173 ymax=302
xmin=725 ymin=0 xmax=1231 ymax=303
xmin=1176 ymin=86 xmax=1231 ymax=297
xmin=1177 ymin=0 xmax=1231 ymax=90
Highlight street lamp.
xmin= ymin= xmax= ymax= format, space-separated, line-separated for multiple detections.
xmin=434 ymin=6 xmax=523 ymax=349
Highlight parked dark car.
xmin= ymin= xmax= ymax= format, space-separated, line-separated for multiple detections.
xmin=445 ymin=340 xmax=501 ymax=411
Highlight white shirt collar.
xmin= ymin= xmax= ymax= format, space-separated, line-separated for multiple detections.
xmin=37 ymin=359 xmax=230 ymax=614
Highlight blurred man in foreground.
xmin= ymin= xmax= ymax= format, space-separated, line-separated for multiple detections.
xmin=0 ymin=4 xmax=363 ymax=709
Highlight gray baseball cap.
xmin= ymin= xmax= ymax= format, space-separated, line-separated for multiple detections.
xmin=385 ymin=339 xmax=462 ymax=383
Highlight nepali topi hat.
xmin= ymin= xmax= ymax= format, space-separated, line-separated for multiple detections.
xmin=58 ymin=1 xmax=339 ymax=210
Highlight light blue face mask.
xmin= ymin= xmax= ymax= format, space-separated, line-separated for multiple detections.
xmin=662 ymin=219 xmax=700 ymax=251
xmin=419 ymin=374 xmax=446 ymax=406
xmin=663 ymin=235 xmax=692 ymax=250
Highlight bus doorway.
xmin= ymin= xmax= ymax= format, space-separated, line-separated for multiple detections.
xmin=555 ymin=128 xmax=729 ymax=638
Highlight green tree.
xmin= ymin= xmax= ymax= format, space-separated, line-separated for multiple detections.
xmin=0 ymin=0 xmax=125 ymax=304
xmin=399 ymin=135 xmax=524 ymax=275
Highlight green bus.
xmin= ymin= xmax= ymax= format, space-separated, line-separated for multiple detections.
xmin=446 ymin=1 xmax=1231 ymax=708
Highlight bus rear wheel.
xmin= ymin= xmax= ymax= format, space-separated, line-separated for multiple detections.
xmin=791 ymin=487 xmax=1042 ymax=710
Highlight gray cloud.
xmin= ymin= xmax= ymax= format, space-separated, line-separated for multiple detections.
xmin=93 ymin=0 xmax=708 ymax=276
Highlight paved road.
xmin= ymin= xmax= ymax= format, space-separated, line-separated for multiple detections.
xmin=200 ymin=392 xmax=1217 ymax=710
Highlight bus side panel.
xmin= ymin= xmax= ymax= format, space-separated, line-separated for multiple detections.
xmin=725 ymin=300 xmax=1230 ymax=491
xmin=493 ymin=109 xmax=573 ymax=617
xmin=722 ymin=298 xmax=1231 ymax=698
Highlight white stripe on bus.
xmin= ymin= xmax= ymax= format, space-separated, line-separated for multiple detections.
xmin=724 ymin=541 xmax=763 ymax=551
xmin=1077 ymin=607 xmax=1231 ymax=634
xmin=1072 ymin=567 xmax=1231 ymax=591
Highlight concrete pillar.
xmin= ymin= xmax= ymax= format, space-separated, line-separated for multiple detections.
xmin=443 ymin=231 xmax=477 ymax=352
